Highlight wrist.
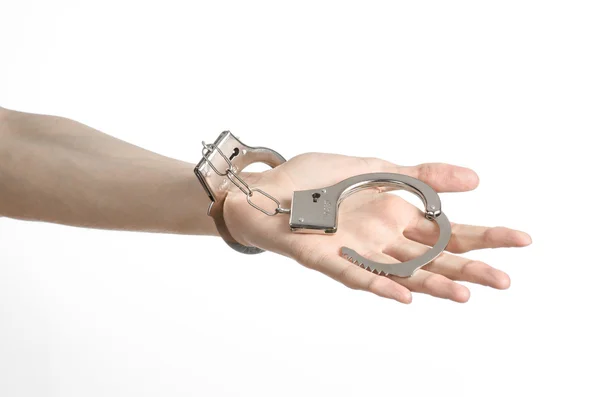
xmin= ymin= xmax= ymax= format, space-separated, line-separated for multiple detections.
xmin=220 ymin=171 xmax=270 ymax=247
xmin=191 ymin=130 xmax=286 ymax=251
xmin=160 ymin=160 xmax=219 ymax=236
xmin=222 ymin=187 xmax=254 ymax=247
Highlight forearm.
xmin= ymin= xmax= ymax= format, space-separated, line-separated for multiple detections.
xmin=0 ymin=108 xmax=217 ymax=236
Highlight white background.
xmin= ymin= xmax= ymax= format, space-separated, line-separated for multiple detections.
xmin=1 ymin=1 xmax=598 ymax=396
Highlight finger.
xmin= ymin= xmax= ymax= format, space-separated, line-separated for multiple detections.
xmin=309 ymin=251 xmax=413 ymax=303
xmin=384 ymin=239 xmax=511 ymax=289
xmin=390 ymin=269 xmax=471 ymax=303
xmin=352 ymin=250 xmax=470 ymax=302
xmin=362 ymin=158 xmax=480 ymax=193
xmin=404 ymin=218 xmax=533 ymax=254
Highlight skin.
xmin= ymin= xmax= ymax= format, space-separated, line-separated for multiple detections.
xmin=0 ymin=107 xmax=531 ymax=303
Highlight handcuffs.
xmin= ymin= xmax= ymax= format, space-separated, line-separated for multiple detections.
xmin=194 ymin=132 xmax=451 ymax=278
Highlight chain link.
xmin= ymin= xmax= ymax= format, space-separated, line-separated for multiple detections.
xmin=202 ymin=141 xmax=289 ymax=216
xmin=226 ymin=170 xmax=253 ymax=196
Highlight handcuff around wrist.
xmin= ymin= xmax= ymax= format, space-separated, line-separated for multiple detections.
xmin=194 ymin=132 xmax=451 ymax=277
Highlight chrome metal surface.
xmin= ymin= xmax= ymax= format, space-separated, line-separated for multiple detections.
xmin=289 ymin=172 xmax=451 ymax=277
xmin=247 ymin=188 xmax=285 ymax=216
xmin=194 ymin=131 xmax=286 ymax=254
xmin=289 ymin=173 xmax=441 ymax=233
xmin=342 ymin=213 xmax=451 ymax=277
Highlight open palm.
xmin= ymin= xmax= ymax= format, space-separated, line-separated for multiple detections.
xmin=224 ymin=153 xmax=531 ymax=303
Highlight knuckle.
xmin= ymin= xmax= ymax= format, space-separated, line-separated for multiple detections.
xmin=422 ymin=273 xmax=443 ymax=291
xmin=450 ymin=241 xmax=468 ymax=254
xmin=417 ymin=163 xmax=435 ymax=182
xmin=366 ymin=276 xmax=388 ymax=295
xmin=483 ymin=227 xmax=504 ymax=246
xmin=417 ymin=163 xmax=453 ymax=185
xmin=358 ymin=156 xmax=387 ymax=171
xmin=459 ymin=260 xmax=480 ymax=277
xmin=448 ymin=225 xmax=469 ymax=253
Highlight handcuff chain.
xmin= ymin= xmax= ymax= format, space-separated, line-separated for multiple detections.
xmin=202 ymin=141 xmax=290 ymax=216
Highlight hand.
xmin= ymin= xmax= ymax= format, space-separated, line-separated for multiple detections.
xmin=223 ymin=153 xmax=531 ymax=303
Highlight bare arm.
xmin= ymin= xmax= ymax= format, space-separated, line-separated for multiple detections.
xmin=0 ymin=107 xmax=531 ymax=303
xmin=0 ymin=107 xmax=216 ymax=235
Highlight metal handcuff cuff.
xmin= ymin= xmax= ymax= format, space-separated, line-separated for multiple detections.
xmin=194 ymin=132 xmax=452 ymax=277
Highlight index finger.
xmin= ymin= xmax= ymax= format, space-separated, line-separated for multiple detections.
xmin=362 ymin=158 xmax=480 ymax=193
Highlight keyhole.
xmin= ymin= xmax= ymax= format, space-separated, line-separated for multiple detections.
xmin=312 ymin=193 xmax=321 ymax=203
xmin=229 ymin=148 xmax=240 ymax=161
